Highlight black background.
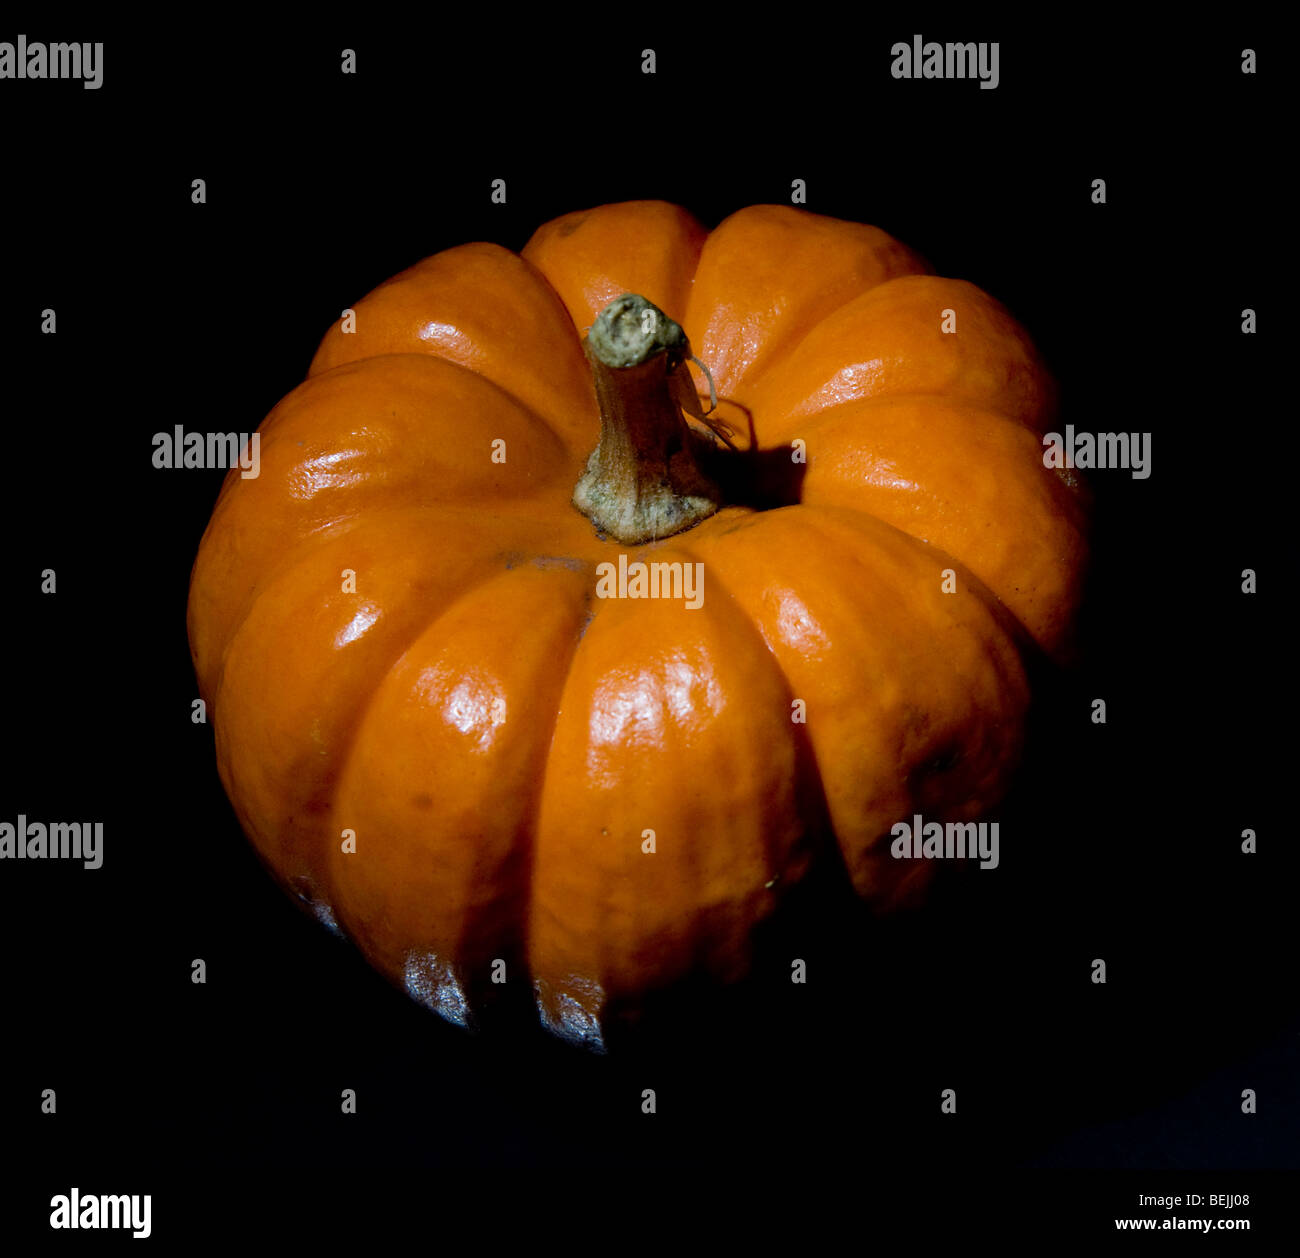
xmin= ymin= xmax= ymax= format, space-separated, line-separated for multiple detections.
xmin=1 ymin=16 xmax=1291 ymax=1240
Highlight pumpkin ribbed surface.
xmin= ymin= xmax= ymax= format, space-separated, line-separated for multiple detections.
xmin=187 ymin=201 xmax=1088 ymax=1047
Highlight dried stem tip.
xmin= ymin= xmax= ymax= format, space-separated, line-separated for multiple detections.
xmin=573 ymin=294 xmax=724 ymax=544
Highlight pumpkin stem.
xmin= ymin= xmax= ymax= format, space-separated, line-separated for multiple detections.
xmin=573 ymin=294 xmax=725 ymax=543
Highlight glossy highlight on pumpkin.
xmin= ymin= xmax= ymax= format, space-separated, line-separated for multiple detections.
xmin=187 ymin=201 xmax=1089 ymax=1049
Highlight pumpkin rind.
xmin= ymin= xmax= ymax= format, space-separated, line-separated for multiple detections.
xmin=187 ymin=200 xmax=1088 ymax=1047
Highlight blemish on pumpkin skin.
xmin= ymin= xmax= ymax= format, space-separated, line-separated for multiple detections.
xmin=534 ymin=976 xmax=607 ymax=1052
xmin=293 ymin=879 xmax=344 ymax=937
xmin=311 ymin=900 xmax=342 ymax=936
xmin=404 ymin=952 xmax=474 ymax=1028
xmin=412 ymin=793 xmax=434 ymax=810
xmin=531 ymin=554 xmax=586 ymax=573
xmin=557 ymin=214 xmax=587 ymax=238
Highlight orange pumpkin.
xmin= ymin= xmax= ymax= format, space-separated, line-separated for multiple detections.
xmin=187 ymin=201 xmax=1088 ymax=1049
